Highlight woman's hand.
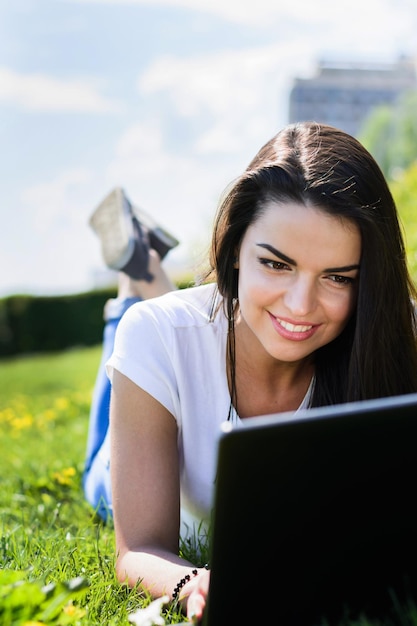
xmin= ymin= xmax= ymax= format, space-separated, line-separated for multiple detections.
xmin=181 ymin=568 xmax=210 ymax=622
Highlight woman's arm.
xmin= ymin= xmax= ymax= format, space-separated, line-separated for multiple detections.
xmin=110 ymin=369 xmax=209 ymax=619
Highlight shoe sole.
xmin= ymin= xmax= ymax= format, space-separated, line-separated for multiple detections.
xmin=89 ymin=188 xmax=135 ymax=270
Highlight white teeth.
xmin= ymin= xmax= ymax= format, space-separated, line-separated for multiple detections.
xmin=279 ymin=319 xmax=312 ymax=333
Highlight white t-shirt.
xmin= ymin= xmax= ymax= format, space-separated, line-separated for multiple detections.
xmin=106 ymin=282 xmax=313 ymax=539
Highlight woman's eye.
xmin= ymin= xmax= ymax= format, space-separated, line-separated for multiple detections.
xmin=259 ymin=258 xmax=289 ymax=271
xmin=328 ymin=274 xmax=355 ymax=285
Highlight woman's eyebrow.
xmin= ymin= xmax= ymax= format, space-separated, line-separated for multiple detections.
xmin=324 ymin=263 xmax=360 ymax=273
xmin=256 ymin=243 xmax=295 ymax=265
xmin=256 ymin=242 xmax=360 ymax=273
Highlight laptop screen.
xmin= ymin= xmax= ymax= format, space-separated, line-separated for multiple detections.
xmin=204 ymin=393 xmax=417 ymax=625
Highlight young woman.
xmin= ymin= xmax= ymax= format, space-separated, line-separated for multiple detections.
xmin=84 ymin=122 xmax=417 ymax=621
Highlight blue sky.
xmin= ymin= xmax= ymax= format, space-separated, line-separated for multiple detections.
xmin=1 ymin=0 xmax=416 ymax=297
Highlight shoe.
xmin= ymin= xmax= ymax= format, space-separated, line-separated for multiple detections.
xmin=90 ymin=187 xmax=179 ymax=281
xmin=132 ymin=204 xmax=179 ymax=260
xmin=89 ymin=187 xmax=152 ymax=281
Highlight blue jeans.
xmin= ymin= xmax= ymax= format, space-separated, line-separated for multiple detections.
xmin=83 ymin=297 xmax=140 ymax=520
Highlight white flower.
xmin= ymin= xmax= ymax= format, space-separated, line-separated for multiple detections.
xmin=128 ymin=595 xmax=170 ymax=626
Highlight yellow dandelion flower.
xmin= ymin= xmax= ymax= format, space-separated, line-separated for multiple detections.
xmin=55 ymin=396 xmax=70 ymax=411
xmin=53 ymin=467 xmax=76 ymax=486
xmin=11 ymin=414 xmax=33 ymax=431
xmin=42 ymin=408 xmax=56 ymax=421
xmin=63 ymin=603 xmax=86 ymax=618
xmin=0 ymin=408 xmax=14 ymax=424
xmin=63 ymin=466 xmax=76 ymax=476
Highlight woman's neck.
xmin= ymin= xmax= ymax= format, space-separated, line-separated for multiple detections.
xmin=229 ymin=318 xmax=315 ymax=418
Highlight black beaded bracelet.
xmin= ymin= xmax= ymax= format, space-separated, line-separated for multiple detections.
xmin=172 ymin=568 xmax=198 ymax=601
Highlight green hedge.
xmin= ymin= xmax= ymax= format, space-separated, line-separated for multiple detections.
xmin=0 ymin=288 xmax=116 ymax=358
xmin=0 ymin=277 xmax=196 ymax=358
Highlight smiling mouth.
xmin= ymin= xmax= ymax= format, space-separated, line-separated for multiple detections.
xmin=277 ymin=319 xmax=313 ymax=333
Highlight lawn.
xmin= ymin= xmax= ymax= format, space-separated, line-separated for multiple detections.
xmin=1 ymin=347 xmax=417 ymax=625
xmin=0 ymin=346 xmax=186 ymax=625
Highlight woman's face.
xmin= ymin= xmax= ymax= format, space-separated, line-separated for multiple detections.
xmin=236 ymin=200 xmax=361 ymax=365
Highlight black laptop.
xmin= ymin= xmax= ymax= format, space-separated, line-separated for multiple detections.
xmin=203 ymin=392 xmax=417 ymax=626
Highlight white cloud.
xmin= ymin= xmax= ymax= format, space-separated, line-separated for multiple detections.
xmin=138 ymin=41 xmax=317 ymax=156
xmin=64 ymin=0 xmax=415 ymax=30
xmin=21 ymin=168 xmax=93 ymax=233
xmin=114 ymin=120 xmax=166 ymax=162
xmin=106 ymin=119 xmax=216 ymax=219
xmin=0 ymin=67 xmax=124 ymax=113
xmin=10 ymin=168 xmax=106 ymax=295
xmin=0 ymin=168 xmax=101 ymax=296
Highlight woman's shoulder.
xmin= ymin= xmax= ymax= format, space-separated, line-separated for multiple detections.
xmin=124 ymin=282 xmax=222 ymax=329
xmin=166 ymin=281 xmax=219 ymax=311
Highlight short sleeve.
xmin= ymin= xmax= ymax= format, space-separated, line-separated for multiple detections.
xmin=106 ymin=300 xmax=179 ymax=419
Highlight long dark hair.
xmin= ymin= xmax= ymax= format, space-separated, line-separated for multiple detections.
xmin=204 ymin=121 xmax=417 ymax=408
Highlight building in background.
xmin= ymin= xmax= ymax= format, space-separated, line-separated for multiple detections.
xmin=288 ymin=56 xmax=417 ymax=137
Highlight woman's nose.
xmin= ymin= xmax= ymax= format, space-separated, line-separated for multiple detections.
xmin=283 ymin=276 xmax=316 ymax=317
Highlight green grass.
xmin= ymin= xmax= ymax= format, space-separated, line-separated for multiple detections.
xmin=0 ymin=347 xmax=187 ymax=625
xmin=1 ymin=347 xmax=417 ymax=625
